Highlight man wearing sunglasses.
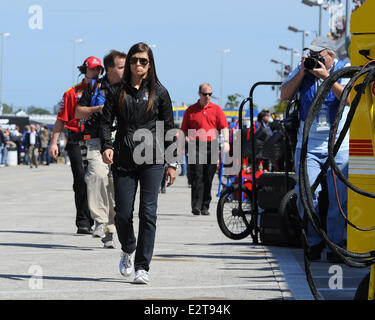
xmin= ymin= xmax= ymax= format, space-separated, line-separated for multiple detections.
xmin=181 ymin=83 xmax=229 ymax=216
xmin=280 ymin=37 xmax=350 ymax=263
xmin=75 ymin=50 xmax=126 ymax=248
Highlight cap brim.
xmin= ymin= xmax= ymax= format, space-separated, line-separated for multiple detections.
xmin=304 ymin=45 xmax=325 ymax=52
xmin=88 ymin=65 xmax=104 ymax=70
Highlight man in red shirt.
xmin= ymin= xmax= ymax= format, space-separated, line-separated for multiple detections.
xmin=49 ymin=56 xmax=104 ymax=234
xmin=181 ymin=83 xmax=229 ymax=215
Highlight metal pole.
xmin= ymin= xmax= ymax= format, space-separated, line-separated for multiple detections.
xmin=302 ymin=31 xmax=305 ymax=55
xmin=319 ymin=4 xmax=322 ymax=36
xmin=276 ymin=63 xmax=284 ymax=101
xmin=345 ymin=0 xmax=350 ymax=42
xmin=0 ymin=33 xmax=9 ymax=115
xmin=290 ymin=49 xmax=294 ymax=71
xmin=220 ymin=52 xmax=224 ymax=107
xmin=71 ymin=39 xmax=82 ymax=86
xmin=72 ymin=41 xmax=76 ymax=85
xmin=0 ymin=35 xmax=4 ymax=115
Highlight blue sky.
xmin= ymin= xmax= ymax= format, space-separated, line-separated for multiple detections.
xmin=0 ymin=0 xmax=351 ymax=112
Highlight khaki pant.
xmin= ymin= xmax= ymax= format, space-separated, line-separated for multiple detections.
xmin=28 ymin=145 xmax=39 ymax=167
xmin=84 ymin=138 xmax=116 ymax=233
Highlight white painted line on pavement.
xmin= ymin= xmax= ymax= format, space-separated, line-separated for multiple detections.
xmin=0 ymin=282 xmax=279 ymax=296
xmin=317 ymin=288 xmax=357 ymax=291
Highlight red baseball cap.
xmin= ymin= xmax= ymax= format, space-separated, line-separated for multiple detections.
xmin=84 ymin=56 xmax=104 ymax=71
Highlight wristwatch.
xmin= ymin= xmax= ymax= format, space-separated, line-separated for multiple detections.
xmin=167 ymin=162 xmax=179 ymax=169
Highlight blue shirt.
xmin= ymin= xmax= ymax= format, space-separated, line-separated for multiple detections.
xmin=282 ymin=59 xmax=350 ymax=152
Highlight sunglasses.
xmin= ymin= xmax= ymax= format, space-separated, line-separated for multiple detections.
xmin=200 ymin=92 xmax=212 ymax=97
xmin=129 ymin=57 xmax=149 ymax=66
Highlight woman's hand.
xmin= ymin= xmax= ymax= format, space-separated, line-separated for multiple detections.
xmin=102 ymin=149 xmax=114 ymax=164
xmin=165 ymin=166 xmax=177 ymax=187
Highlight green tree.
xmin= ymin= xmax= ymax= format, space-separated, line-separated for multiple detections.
xmin=27 ymin=106 xmax=51 ymax=115
xmin=2 ymin=103 xmax=13 ymax=114
xmin=272 ymin=100 xmax=289 ymax=115
xmin=53 ymin=100 xmax=61 ymax=115
xmin=225 ymin=94 xmax=240 ymax=109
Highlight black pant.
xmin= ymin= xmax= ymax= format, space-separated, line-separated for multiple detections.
xmin=187 ymin=141 xmax=218 ymax=212
xmin=113 ymin=164 xmax=164 ymax=272
xmin=65 ymin=141 xmax=93 ymax=229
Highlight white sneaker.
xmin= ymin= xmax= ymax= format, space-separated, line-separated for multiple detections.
xmin=92 ymin=222 xmax=106 ymax=238
xmin=133 ymin=269 xmax=149 ymax=284
xmin=119 ymin=251 xmax=135 ymax=277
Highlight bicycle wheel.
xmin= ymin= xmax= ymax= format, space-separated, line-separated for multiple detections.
xmin=217 ymin=186 xmax=253 ymax=240
xmin=279 ymin=189 xmax=302 ymax=247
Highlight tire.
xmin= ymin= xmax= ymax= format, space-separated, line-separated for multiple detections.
xmin=354 ymin=272 xmax=371 ymax=300
xmin=217 ymin=186 xmax=253 ymax=240
xmin=278 ymin=189 xmax=302 ymax=247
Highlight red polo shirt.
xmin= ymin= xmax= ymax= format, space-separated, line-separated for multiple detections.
xmin=57 ymin=81 xmax=87 ymax=133
xmin=181 ymin=100 xmax=228 ymax=141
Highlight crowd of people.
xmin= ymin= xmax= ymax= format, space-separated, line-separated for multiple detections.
xmin=0 ymin=123 xmax=56 ymax=167
xmin=1 ymin=35 xmax=350 ymax=285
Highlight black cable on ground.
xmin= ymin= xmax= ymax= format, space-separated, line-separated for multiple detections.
xmin=299 ymin=65 xmax=375 ymax=263
xmin=297 ymin=64 xmax=375 ymax=299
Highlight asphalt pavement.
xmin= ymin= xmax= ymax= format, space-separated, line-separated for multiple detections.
xmin=0 ymin=163 xmax=370 ymax=301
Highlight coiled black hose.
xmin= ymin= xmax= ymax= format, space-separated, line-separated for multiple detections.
xmin=298 ymin=63 xmax=375 ymax=299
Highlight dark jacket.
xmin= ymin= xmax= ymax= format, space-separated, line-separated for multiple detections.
xmin=24 ymin=131 xmax=41 ymax=149
xmin=78 ymin=76 xmax=121 ymax=139
xmin=100 ymin=79 xmax=174 ymax=172
xmin=0 ymin=130 xmax=5 ymax=146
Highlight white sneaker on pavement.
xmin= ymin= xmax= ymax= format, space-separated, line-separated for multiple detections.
xmin=133 ymin=269 xmax=149 ymax=284
xmin=119 ymin=251 xmax=135 ymax=277
xmin=92 ymin=221 xmax=106 ymax=238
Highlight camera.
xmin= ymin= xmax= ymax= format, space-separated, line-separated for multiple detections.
xmin=304 ymin=53 xmax=325 ymax=70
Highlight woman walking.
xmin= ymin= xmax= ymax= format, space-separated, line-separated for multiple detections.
xmin=101 ymin=42 xmax=176 ymax=284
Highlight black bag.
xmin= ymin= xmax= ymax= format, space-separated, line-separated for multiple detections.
xmin=257 ymin=172 xmax=298 ymax=212
xmin=260 ymin=130 xmax=285 ymax=161
xmin=241 ymin=127 xmax=270 ymax=159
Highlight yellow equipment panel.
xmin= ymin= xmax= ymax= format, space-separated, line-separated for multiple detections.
xmin=348 ymin=0 xmax=375 ymax=254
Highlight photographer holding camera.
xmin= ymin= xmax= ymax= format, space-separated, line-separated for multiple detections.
xmin=280 ymin=37 xmax=350 ymax=263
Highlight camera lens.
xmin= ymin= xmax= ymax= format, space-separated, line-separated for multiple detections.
xmin=304 ymin=57 xmax=317 ymax=70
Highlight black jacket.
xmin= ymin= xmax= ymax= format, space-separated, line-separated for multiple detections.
xmin=78 ymin=76 xmax=121 ymax=139
xmin=24 ymin=131 xmax=41 ymax=149
xmin=0 ymin=130 xmax=5 ymax=146
xmin=100 ymin=79 xmax=174 ymax=172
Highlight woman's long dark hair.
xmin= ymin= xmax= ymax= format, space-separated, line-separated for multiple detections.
xmin=119 ymin=42 xmax=159 ymax=113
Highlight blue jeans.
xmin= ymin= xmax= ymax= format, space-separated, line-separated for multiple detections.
xmin=0 ymin=144 xmax=3 ymax=164
xmin=295 ymin=147 xmax=348 ymax=249
xmin=113 ymin=164 xmax=165 ymax=272
xmin=0 ymin=145 xmax=7 ymax=165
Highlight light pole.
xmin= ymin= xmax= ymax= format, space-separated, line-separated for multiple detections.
xmin=279 ymin=45 xmax=298 ymax=71
xmin=217 ymin=49 xmax=230 ymax=107
xmin=288 ymin=25 xmax=308 ymax=55
xmin=0 ymin=32 xmax=10 ymax=116
xmin=301 ymin=0 xmax=326 ymax=36
xmin=345 ymin=0 xmax=351 ymax=49
xmin=70 ymin=38 xmax=83 ymax=85
xmin=270 ymin=59 xmax=285 ymax=102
